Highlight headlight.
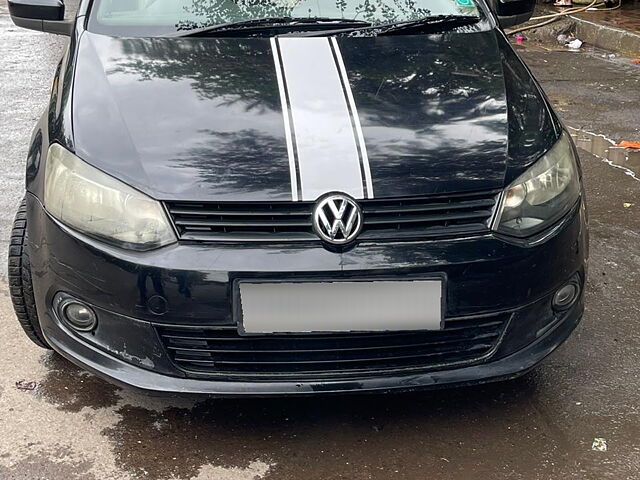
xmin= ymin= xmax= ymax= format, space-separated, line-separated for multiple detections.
xmin=493 ymin=132 xmax=581 ymax=237
xmin=44 ymin=144 xmax=176 ymax=250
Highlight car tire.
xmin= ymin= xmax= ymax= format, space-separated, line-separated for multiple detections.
xmin=8 ymin=198 xmax=51 ymax=349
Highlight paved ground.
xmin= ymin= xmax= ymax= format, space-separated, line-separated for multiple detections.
xmin=1 ymin=5 xmax=639 ymax=480
xmin=517 ymin=43 xmax=640 ymax=144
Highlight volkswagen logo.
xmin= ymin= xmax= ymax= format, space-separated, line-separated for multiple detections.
xmin=313 ymin=193 xmax=363 ymax=245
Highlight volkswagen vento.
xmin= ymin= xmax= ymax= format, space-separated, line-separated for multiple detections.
xmin=7 ymin=0 xmax=588 ymax=395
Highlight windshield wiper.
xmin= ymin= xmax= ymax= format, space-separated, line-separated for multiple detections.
xmin=172 ymin=17 xmax=372 ymax=38
xmin=292 ymin=15 xmax=480 ymax=38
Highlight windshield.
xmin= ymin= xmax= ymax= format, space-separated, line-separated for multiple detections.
xmin=87 ymin=0 xmax=483 ymax=37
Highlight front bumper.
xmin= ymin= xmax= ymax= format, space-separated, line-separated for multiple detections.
xmin=26 ymin=194 xmax=588 ymax=396
xmin=44 ymin=299 xmax=582 ymax=396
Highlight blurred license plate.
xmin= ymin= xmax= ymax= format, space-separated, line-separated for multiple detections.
xmin=238 ymin=280 xmax=442 ymax=334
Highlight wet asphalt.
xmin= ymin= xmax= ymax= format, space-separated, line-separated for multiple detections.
xmin=1 ymin=5 xmax=639 ymax=480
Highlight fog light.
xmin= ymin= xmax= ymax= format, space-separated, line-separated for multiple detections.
xmin=552 ymin=283 xmax=580 ymax=310
xmin=62 ymin=301 xmax=97 ymax=332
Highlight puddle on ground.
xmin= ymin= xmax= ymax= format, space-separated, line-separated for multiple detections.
xmin=36 ymin=353 xmax=121 ymax=413
xmin=101 ymin=376 xmax=552 ymax=480
xmin=568 ymin=126 xmax=640 ymax=179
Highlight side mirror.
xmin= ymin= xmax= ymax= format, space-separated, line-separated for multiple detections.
xmin=8 ymin=0 xmax=74 ymax=36
xmin=488 ymin=0 xmax=536 ymax=29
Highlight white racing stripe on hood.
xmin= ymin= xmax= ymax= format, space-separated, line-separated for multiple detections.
xmin=270 ymin=37 xmax=300 ymax=201
xmin=330 ymin=37 xmax=374 ymax=199
xmin=272 ymin=37 xmax=372 ymax=201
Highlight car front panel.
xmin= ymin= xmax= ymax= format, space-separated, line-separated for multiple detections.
xmin=26 ymin=192 xmax=587 ymax=394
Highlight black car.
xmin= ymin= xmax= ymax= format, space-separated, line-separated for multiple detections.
xmin=8 ymin=0 xmax=587 ymax=396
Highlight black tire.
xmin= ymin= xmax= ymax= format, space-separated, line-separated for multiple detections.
xmin=8 ymin=198 xmax=51 ymax=349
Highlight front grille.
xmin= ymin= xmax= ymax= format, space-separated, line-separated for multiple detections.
xmin=157 ymin=313 xmax=509 ymax=380
xmin=165 ymin=189 xmax=500 ymax=243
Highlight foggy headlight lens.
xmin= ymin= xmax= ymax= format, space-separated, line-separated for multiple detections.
xmin=44 ymin=144 xmax=176 ymax=250
xmin=494 ymin=132 xmax=581 ymax=237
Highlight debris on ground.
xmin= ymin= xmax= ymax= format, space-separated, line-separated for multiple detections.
xmin=632 ymin=59 xmax=640 ymax=64
xmin=516 ymin=34 xmax=525 ymax=44
xmin=556 ymin=34 xmax=584 ymax=50
xmin=618 ymin=141 xmax=640 ymax=149
xmin=623 ymin=203 xmax=634 ymax=208
xmin=592 ymin=438 xmax=608 ymax=452
xmin=15 ymin=380 xmax=37 ymax=391
xmin=567 ymin=39 xmax=583 ymax=49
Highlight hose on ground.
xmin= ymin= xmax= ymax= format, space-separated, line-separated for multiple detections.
xmin=506 ymin=0 xmax=604 ymax=35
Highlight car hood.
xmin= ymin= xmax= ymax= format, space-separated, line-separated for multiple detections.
xmin=71 ymin=30 xmax=559 ymax=202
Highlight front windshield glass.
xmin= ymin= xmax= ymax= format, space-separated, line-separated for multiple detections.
xmin=88 ymin=0 xmax=483 ymax=37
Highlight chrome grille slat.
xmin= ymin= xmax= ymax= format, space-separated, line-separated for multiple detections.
xmin=174 ymin=218 xmax=310 ymax=228
xmin=179 ymin=232 xmax=317 ymax=242
xmin=170 ymin=209 xmax=310 ymax=217
xmin=364 ymin=210 xmax=494 ymax=225
xmin=363 ymin=198 xmax=496 ymax=215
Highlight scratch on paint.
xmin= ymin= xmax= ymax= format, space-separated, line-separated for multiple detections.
xmin=375 ymin=78 xmax=386 ymax=98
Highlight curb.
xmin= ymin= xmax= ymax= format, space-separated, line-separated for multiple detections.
xmin=567 ymin=13 xmax=640 ymax=57
xmin=513 ymin=9 xmax=640 ymax=57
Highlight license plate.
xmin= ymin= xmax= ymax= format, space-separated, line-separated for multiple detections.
xmin=237 ymin=279 xmax=443 ymax=334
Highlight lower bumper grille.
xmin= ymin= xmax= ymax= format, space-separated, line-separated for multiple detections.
xmin=156 ymin=313 xmax=510 ymax=380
